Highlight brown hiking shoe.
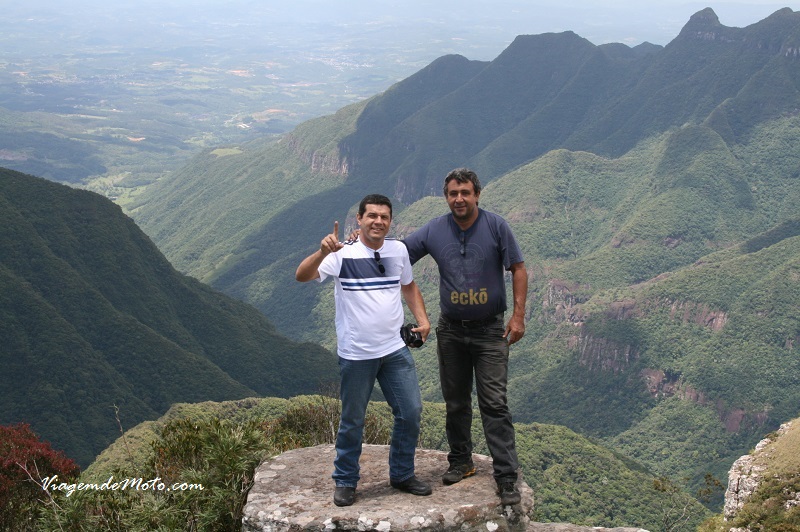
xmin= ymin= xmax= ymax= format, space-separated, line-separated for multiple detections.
xmin=442 ymin=462 xmax=476 ymax=485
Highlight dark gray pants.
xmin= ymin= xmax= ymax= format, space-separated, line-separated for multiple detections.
xmin=436 ymin=315 xmax=518 ymax=482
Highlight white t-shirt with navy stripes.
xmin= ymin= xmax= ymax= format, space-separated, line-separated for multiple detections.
xmin=317 ymin=238 xmax=412 ymax=360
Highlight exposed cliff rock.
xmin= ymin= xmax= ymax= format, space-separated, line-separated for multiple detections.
xmin=665 ymin=300 xmax=728 ymax=332
xmin=541 ymin=280 xmax=591 ymax=324
xmin=723 ymin=421 xmax=797 ymax=522
xmin=638 ymin=368 xmax=770 ymax=433
xmin=541 ymin=281 xmax=730 ymax=383
xmin=548 ymin=287 xmax=765 ymax=433
xmin=241 ymin=444 xmax=649 ymax=531
xmin=552 ymin=291 xmax=729 ymax=332
xmin=572 ymin=334 xmax=638 ymax=373
xmin=282 ymin=133 xmax=350 ymax=176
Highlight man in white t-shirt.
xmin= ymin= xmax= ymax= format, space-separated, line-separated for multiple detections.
xmin=296 ymin=194 xmax=432 ymax=507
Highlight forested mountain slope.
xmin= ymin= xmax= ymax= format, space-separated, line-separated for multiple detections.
xmin=0 ymin=169 xmax=337 ymax=465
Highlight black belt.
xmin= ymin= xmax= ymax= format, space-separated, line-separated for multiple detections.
xmin=442 ymin=313 xmax=502 ymax=328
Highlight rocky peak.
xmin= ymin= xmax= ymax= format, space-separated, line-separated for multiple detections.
xmin=686 ymin=7 xmax=721 ymax=28
xmin=676 ymin=7 xmax=731 ymax=44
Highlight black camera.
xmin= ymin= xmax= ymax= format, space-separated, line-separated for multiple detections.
xmin=400 ymin=323 xmax=424 ymax=348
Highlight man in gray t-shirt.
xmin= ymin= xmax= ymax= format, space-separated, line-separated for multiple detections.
xmin=403 ymin=204 xmax=523 ymax=322
xmin=404 ymin=168 xmax=527 ymax=506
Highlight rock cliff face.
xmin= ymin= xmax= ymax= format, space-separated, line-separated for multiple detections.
xmin=723 ymin=421 xmax=796 ymax=521
xmin=282 ymin=133 xmax=350 ymax=176
xmin=241 ymin=444 xmax=649 ymax=531
xmin=545 ymin=285 xmax=767 ymax=433
xmin=573 ymin=334 xmax=638 ymax=373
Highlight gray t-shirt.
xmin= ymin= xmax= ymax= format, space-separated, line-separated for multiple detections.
xmin=404 ymin=209 xmax=523 ymax=321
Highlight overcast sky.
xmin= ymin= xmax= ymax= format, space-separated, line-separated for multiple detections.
xmin=10 ymin=1 xmax=792 ymax=44
xmin=389 ymin=0 xmax=792 ymax=54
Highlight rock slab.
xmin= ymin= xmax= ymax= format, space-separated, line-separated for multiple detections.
xmin=242 ymin=444 xmax=531 ymax=531
xmin=242 ymin=444 xmax=647 ymax=531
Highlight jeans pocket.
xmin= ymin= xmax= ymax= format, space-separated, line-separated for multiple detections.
xmin=484 ymin=321 xmax=505 ymax=338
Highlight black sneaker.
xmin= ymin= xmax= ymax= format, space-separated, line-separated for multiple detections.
xmin=390 ymin=476 xmax=432 ymax=496
xmin=497 ymin=480 xmax=521 ymax=505
xmin=442 ymin=462 xmax=476 ymax=485
xmin=333 ymin=486 xmax=356 ymax=506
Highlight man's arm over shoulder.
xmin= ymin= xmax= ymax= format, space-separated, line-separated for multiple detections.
xmin=402 ymin=223 xmax=433 ymax=265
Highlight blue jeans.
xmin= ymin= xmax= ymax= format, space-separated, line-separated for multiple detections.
xmin=333 ymin=346 xmax=423 ymax=487
xmin=436 ymin=315 xmax=519 ymax=482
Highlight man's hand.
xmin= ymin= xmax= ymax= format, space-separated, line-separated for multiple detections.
xmin=296 ymin=221 xmax=344 ymax=282
xmin=504 ymin=314 xmax=525 ymax=345
xmin=346 ymin=227 xmax=361 ymax=242
xmin=321 ymin=221 xmax=345 ymax=256
xmin=400 ymin=280 xmax=430 ymax=345
xmin=411 ymin=322 xmax=431 ymax=344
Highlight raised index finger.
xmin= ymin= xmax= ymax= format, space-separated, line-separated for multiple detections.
xmin=333 ymin=221 xmax=339 ymax=240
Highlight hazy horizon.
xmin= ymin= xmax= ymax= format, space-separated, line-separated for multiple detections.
xmin=3 ymin=1 xmax=791 ymax=61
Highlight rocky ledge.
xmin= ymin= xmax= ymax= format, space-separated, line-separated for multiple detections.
xmin=241 ymin=444 xmax=648 ymax=531
xmin=724 ymin=420 xmax=796 ymax=521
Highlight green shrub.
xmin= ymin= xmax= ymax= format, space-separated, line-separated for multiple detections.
xmin=32 ymin=395 xmax=400 ymax=531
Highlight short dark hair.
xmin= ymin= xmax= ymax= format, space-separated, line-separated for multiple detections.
xmin=358 ymin=194 xmax=393 ymax=218
xmin=443 ymin=168 xmax=482 ymax=195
